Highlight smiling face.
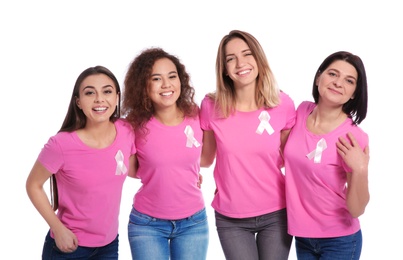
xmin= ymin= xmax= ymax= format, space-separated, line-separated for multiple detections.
xmin=316 ymin=60 xmax=357 ymax=106
xmin=224 ymin=37 xmax=259 ymax=89
xmin=147 ymin=57 xmax=181 ymax=111
xmin=76 ymin=73 xmax=119 ymax=125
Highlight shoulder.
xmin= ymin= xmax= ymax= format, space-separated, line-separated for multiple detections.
xmin=201 ymin=94 xmax=214 ymax=103
xmin=346 ymin=123 xmax=369 ymax=145
xmin=201 ymin=94 xmax=215 ymax=109
xmin=297 ymin=101 xmax=315 ymax=111
xmin=115 ymin=118 xmax=135 ymax=135
xmin=279 ymin=90 xmax=293 ymax=101
xmin=49 ymin=131 xmax=72 ymax=143
xmin=115 ymin=118 xmax=131 ymax=127
xmin=279 ymin=91 xmax=295 ymax=107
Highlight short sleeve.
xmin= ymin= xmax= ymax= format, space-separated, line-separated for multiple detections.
xmin=199 ymin=95 xmax=213 ymax=131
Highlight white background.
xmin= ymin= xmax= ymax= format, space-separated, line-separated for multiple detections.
xmin=1 ymin=1 xmax=401 ymax=259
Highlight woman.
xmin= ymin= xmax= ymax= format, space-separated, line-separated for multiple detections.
xmin=284 ymin=51 xmax=370 ymax=259
xmin=122 ymin=47 xmax=209 ymax=260
xmin=26 ymin=65 xmax=136 ymax=259
xmin=200 ymin=30 xmax=296 ymax=260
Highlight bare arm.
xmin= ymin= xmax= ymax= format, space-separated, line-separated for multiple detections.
xmin=26 ymin=160 xmax=78 ymax=252
xmin=127 ymin=154 xmax=139 ymax=178
xmin=279 ymin=129 xmax=292 ymax=165
xmin=280 ymin=129 xmax=291 ymax=153
xmin=200 ymin=130 xmax=216 ymax=168
xmin=337 ymin=132 xmax=370 ymax=218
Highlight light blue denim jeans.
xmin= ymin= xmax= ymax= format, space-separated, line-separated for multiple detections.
xmin=42 ymin=230 xmax=119 ymax=259
xmin=295 ymin=229 xmax=362 ymax=260
xmin=127 ymin=207 xmax=209 ymax=260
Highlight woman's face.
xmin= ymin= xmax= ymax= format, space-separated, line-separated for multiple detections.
xmin=224 ymin=37 xmax=259 ymax=90
xmin=147 ymin=57 xmax=181 ymax=111
xmin=76 ymin=73 xmax=119 ymax=125
xmin=316 ymin=60 xmax=357 ymax=106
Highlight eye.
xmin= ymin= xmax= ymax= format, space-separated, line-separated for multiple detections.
xmin=346 ymin=79 xmax=356 ymax=85
xmin=226 ymin=56 xmax=234 ymax=63
xmin=84 ymin=90 xmax=95 ymax=96
xmin=169 ymin=74 xmax=177 ymax=79
xmin=151 ymin=77 xmax=161 ymax=82
xmin=328 ymin=71 xmax=337 ymax=77
xmin=245 ymin=51 xmax=253 ymax=57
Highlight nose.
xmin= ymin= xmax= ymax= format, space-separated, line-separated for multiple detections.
xmin=334 ymin=77 xmax=343 ymax=87
xmin=236 ymin=56 xmax=245 ymax=67
xmin=94 ymin=93 xmax=104 ymax=103
xmin=161 ymin=77 xmax=172 ymax=88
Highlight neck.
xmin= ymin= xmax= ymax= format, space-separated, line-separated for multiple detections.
xmin=308 ymin=105 xmax=347 ymax=134
xmin=154 ymin=106 xmax=184 ymax=126
xmin=77 ymin=120 xmax=116 ymax=149
xmin=235 ymin=86 xmax=257 ymax=111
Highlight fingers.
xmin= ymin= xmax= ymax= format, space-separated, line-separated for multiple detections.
xmin=346 ymin=132 xmax=358 ymax=146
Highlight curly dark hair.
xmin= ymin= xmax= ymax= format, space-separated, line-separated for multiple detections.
xmin=122 ymin=47 xmax=198 ymax=136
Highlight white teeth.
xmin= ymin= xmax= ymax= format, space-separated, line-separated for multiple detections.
xmin=161 ymin=91 xmax=173 ymax=96
xmin=93 ymin=107 xmax=107 ymax=111
xmin=238 ymin=70 xmax=250 ymax=75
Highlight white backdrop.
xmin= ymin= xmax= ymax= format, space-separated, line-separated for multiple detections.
xmin=1 ymin=1 xmax=401 ymax=259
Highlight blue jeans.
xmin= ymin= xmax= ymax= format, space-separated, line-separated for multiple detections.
xmin=295 ymin=230 xmax=362 ymax=260
xmin=215 ymin=208 xmax=293 ymax=260
xmin=127 ymin=207 xmax=209 ymax=260
xmin=42 ymin=230 xmax=119 ymax=260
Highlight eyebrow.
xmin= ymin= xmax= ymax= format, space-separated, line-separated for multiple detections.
xmin=151 ymin=71 xmax=178 ymax=77
xmin=328 ymin=69 xmax=357 ymax=80
xmin=82 ymin=84 xmax=114 ymax=90
xmin=225 ymin=49 xmax=251 ymax=57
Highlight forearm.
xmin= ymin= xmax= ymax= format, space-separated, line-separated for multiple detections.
xmin=26 ymin=184 xmax=64 ymax=230
xmin=346 ymin=169 xmax=370 ymax=218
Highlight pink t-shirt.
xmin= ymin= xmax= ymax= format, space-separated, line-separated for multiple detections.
xmin=284 ymin=101 xmax=369 ymax=238
xmin=133 ymin=116 xmax=205 ymax=219
xmin=200 ymin=92 xmax=296 ymax=218
xmin=38 ymin=119 xmax=136 ymax=247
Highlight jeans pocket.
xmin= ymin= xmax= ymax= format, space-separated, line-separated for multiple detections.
xmin=189 ymin=208 xmax=207 ymax=223
xmin=129 ymin=208 xmax=153 ymax=226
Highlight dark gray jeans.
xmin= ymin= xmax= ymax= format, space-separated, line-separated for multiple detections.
xmin=215 ymin=208 xmax=292 ymax=260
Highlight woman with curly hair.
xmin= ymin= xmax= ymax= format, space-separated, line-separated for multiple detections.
xmin=122 ymin=48 xmax=209 ymax=260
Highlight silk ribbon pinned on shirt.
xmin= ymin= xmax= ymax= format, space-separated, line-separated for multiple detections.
xmin=306 ymin=138 xmax=327 ymax=163
xmin=115 ymin=150 xmax=127 ymax=175
xmin=256 ymin=111 xmax=274 ymax=135
xmin=184 ymin=125 xmax=200 ymax=148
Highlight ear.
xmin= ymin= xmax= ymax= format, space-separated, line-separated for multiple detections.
xmin=75 ymin=97 xmax=81 ymax=109
xmin=315 ymin=76 xmax=320 ymax=87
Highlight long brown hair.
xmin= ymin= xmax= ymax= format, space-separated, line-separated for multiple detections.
xmin=211 ymin=30 xmax=280 ymax=118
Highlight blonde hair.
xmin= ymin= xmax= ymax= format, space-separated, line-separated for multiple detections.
xmin=211 ymin=30 xmax=280 ymax=118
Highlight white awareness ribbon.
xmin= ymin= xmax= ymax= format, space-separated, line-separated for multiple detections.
xmin=306 ymin=138 xmax=327 ymax=163
xmin=115 ymin=150 xmax=127 ymax=175
xmin=184 ymin=125 xmax=200 ymax=148
xmin=256 ymin=111 xmax=274 ymax=135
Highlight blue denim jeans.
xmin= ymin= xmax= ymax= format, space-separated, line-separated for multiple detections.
xmin=128 ymin=207 xmax=209 ymax=260
xmin=42 ymin=230 xmax=119 ymax=260
xmin=295 ymin=229 xmax=362 ymax=260
xmin=215 ymin=208 xmax=293 ymax=260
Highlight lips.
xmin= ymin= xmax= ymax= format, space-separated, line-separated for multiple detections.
xmin=160 ymin=91 xmax=174 ymax=96
xmin=93 ymin=107 xmax=107 ymax=111
xmin=237 ymin=69 xmax=251 ymax=76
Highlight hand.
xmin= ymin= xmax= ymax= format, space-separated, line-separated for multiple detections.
xmin=197 ymin=173 xmax=203 ymax=189
xmin=336 ymin=132 xmax=369 ymax=173
xmin=52 ymin=225 xmax=79 ymax=253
